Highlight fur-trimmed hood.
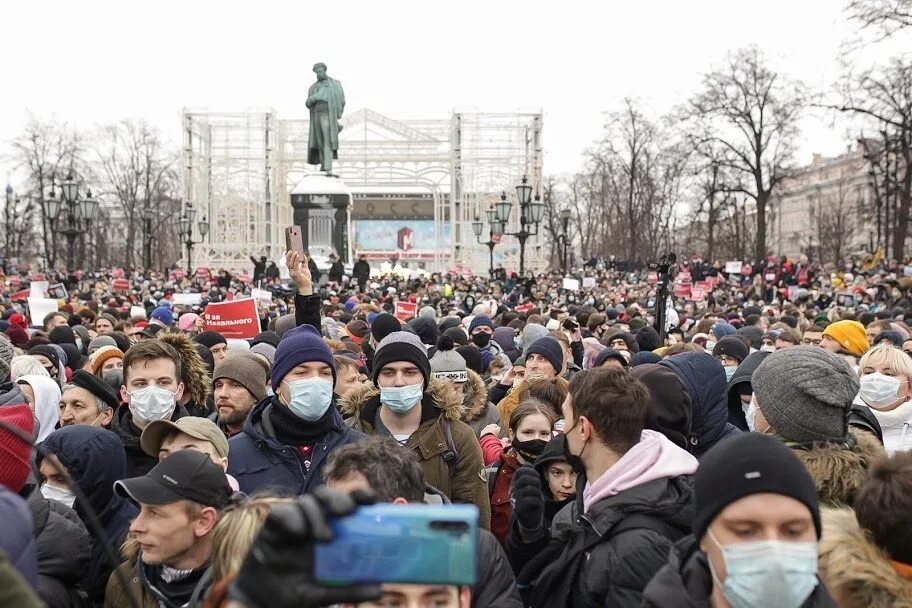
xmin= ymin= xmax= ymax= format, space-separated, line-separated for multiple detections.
xmin=790 ymin=429 xmax=885 ymax=506
xmin=819 ymin=507 xmax=912 ymax=608
xmin=156 ymin=330 xmax=212 ymax=408
xmin=461 ymin=369 xmax=489 ymax=423
xmin=339 ymin=378 xmax=463 ymax=423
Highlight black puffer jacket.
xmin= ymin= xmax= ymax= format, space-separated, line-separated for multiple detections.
xmin=518 ymin=475 xmax=694 ymax=608
xmin=109 ymin=403 xmax=188 ymax=476
xmin=26 ymin=489 xmax=92 ymax=608
xmin=642 ymin=535 xmax=836 ymax=607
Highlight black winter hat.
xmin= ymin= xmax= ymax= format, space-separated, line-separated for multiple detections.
xmin=456 ymin=344 xmax=482 ymax=374
xmin=370 ymin=313 xmax=401 ymax=343
xmin=694 ymin=433 xmax=821 ymax=540
xmin=371 ymin=331 xmax=431 ymax=387
xmin=251 ymin=331 xmax=280 ymax=349
xmin=68 ymin=369 xmax=121 ymax=411
xmin=408 ymin=316 xmax=440 ymax=346
xmin=712 ymin=336 xmax=749 ymax=363
xmin=49 ymin=326 xmax=77 ymax=346
xmin=526 ymin=337 xmax=564 ymax=374
xmin=194 ymin=331 xmax=227 ymax=349
xmin=736 ymin=326 xmax=763 ymax=350
xmin=630 ymin=363 xmax=692 ymax=450
xmin=593 ymin=348 xmax=628 ymax=368
xmin=635 ymin=326 xmax=661 ymax=352
xmin=443 ymin=326 xmax=469 ymax=346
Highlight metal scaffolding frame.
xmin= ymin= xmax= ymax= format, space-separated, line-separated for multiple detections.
xmin=182 ymin=107 xmax=543 ymax=272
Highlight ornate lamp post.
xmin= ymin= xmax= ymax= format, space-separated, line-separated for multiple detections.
xmin=179 ymin=203 xmax=210 ymax=275
xmin=44 ymin=173 xmax=99 ymax=271
xmin=556 ymin=208 xmax=572 ymax=275
xmin=472 ymin=210 xmax=504 ymax=278
xmin=474 ymin=176 xmax=545 ymax=275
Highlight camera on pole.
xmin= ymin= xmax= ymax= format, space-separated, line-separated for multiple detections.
xmin=648 ymin=253 xmax=677 ymax=344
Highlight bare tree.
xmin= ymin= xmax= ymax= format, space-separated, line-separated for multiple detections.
xmin=816 ymin=179 xmax=857 ymax=263
xmin=839 ymin=56 xmax=912 ymax=261
xmin=846 ymin=0 xmax=912 ymax=41
xmin=683 ymin=46 xmax=805 ymax=261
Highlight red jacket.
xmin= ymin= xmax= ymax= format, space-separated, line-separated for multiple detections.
xmin=489 ymin=454 xmax=519 ymax=546
xmin=480 ymin=433 xmax=505 ymax=466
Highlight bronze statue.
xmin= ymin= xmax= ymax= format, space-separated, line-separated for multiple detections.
xmin=306 ymin=62 xmax=345 ymax=173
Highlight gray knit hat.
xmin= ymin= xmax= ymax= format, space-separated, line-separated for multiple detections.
xmin=88 ymin=335 xmax=118 ymax=355
xmin=419 ymin=306 xmax=437 ymax=320
xmin=0 ymin=337 xmax=13 ymax=382
xmin=430 ymin=335 xmax=468 ymax=383
xmin=372 ymin=331 xmax=431 ymax=387
xmin=520 ymin=323 xmax=550 ymax=355
xmin=752 ymin=345 xmax=858 ymax=443
xmin=213 ymin=352 xmax=270 ymax=402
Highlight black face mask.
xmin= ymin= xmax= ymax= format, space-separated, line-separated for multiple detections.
xmin=472 ymin=332 xmax=491 ymax=348
xmin=512 ymin=437 xmax=548 ymax=463
xmin=103 ymin=368 xmax=124 ymax=391
xmin=562 ymin=419 xmax=586 ymax=474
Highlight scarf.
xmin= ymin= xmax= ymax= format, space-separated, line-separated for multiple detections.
xmin=266 ymin=399 xmax=333 ymax=446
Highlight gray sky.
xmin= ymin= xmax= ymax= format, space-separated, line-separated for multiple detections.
xmin=1 ymin=0 xmax=908 ymax=184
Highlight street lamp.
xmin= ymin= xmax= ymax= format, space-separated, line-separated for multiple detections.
xmin=556 ymin=208 xmax=572 ymax=275
xmin=474 ymin=176 xmax=545 ymax=275
xmin=43 ymin=173 xmax=98 ymax=271
xmin=179 ymin=203 xmax=209 ymax=275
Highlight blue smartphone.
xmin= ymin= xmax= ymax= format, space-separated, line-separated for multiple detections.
xmin=314 ymin=504 xmax=478 ymax=587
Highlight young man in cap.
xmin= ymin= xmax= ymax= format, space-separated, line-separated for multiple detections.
xmin=58 ymin=369 xmax=120 ymax=428
xmin=105 ymin=450 xmax=231 ymax=607
xmin=94 ymin=313 xmax=118 ymax=336
xmin=211 ymin=352 xmax=270 ymax=437
xmin=195 ymin=331 xmax=229 ymax=364
xmin=227 ymin=324 xmax=365 ymax=496
xmin=712 ymin=336 xmax=749 ymax=382
xmin=468 ymin=315 xmax=510 ymax=374
xmin=643 ymin=433 xmax=835 ymax=607
xmin=340 ymin=331 xmax=491 ymax=529
xmin=110 ymin=340 xmax=189 ymax=476
xmin=496 ymin=336 xmax=564 ymax=426
xmin=140 ymin=416 xmax=240 ymax=491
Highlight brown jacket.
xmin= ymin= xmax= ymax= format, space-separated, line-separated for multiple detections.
xmin=104 ymin=560 xmax=157 ymax=608
xmin=818 ymin=507 xmax=912 ymax=608
xmin=340 ymin=379 xmax=491 ymax=529
xmin=791 ymin=429 xmax=884 ymax=507
xmin=461 ymin=369 xmax=502 ymax=437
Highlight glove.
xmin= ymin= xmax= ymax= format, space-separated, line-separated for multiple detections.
xmin=511 ymin=465 xmax=545 ymax=533
xmin=228 ymin=486 xmax=382 ymax=608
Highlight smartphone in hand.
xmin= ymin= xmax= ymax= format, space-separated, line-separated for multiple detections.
xmin=285 ymin=226 xmax=305 ymax=258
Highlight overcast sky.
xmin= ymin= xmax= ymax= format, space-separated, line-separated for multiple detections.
xmin=1 ymin=0 xmax=908 ymax=185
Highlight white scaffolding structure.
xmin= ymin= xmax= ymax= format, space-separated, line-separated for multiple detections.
xmin=182 ymin=107 xmax=543 ymax=273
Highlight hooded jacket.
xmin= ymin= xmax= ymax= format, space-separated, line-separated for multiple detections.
xmin=642 ymin=534 xmax=837 ymax=607
xmin=157 ymin=330 xmax=213 ymax=417
xmin=340 ymin=378 xmax=492 ymax=530
xmin=0 ymin=485 xmax=38 ymax=591
xmin=786 ymin=430 xmax=885 ymax=507
xmin=26 ymin=489 xmax=92 ymax=608
xmin=725 ymin=350 xmax=769 ymax=430
xmin=460 ymin=369 xmax=501 ymax=436
xmin=227 ymin=396 xmax=365 ymax=496
xmin=492 ymin=327 xmax=520 ymax=362
xmin=818 ymin=507 xmax=912 ymax=608
xmin=18 ymin=375 xmax=61 ymax=442
xmin=40 ymin=425 xmax=139 ymax=604
xmin=660 ymin=352 xmax=741 ymax=458
xmin=0 ymin=380 xmax=26 ymax=406
xmin=109 ymin=402 xmax=189 ymax=476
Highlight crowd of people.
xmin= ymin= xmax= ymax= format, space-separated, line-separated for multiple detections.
xmin=0 ymin=250 xmax=911 ymax=607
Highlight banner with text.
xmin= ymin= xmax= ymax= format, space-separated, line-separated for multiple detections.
xmin=203 ymin=298 xmax=259 ymax=340
xmin=394 ymin=301 xmax=417 ymax=322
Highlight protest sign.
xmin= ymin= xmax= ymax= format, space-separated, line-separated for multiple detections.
xmin=673 ymin=282 xmax=692 ymax=298
xmin=394 ymin=301 xmax=417 ymax=322
xmin=30 ymin=281 xmax=49 ymax=298
xmin=111 ymin=278 xmax=130 ymax=291
xmin=173 ymin=293 xmax=203 ymax=306
xmin=582 ymin=277 xmax=596 ymax=289
xmin=9 ymin=289 xmax=30 ymax=301
xmin=562 ymin=278 xmax=580 ymax=291
xmin=725 ymin=261 xmax=742 ymax=274
xmin=202 ymin=298 xmax=259 ymax=340
xmin=27 ymin=298 xmax=58 ymax=327
xmin=48 ymin=283 xmax=68 ymax=299
xmin=515 ymin=303 xmax=534 ymax=314
xmin=690 ymin=288 xmax=705 ymax=302
xmin=252 ymin=288 xmax=273 ymax=305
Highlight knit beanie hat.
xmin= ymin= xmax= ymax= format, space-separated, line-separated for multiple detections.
xmin=372 ymin=331 xmax=430 ymax=387
xmin=443 ymin=326 xmax=469 ymax=346
xmin=88 ymin=335 xmax=117 ymax=355
xmin=419 ymin=306 xmax=437 ymax=319
xmin=694 ymin=433 xmax=821 ymax=540
xmin=371 ymin=313 xmax=402 ymax=343
xmin=822 ymin=320 xmax=869 ymax=357
xmin=526 ymin=336 xmax=564 ymax=374
xmin=635 ymin=326 xmax=661 ymax=353
xmin=630 ymin=351 xmax=661 ymax=367
xmin=468 ymin=315 xmax=494 ymax=334
xmin=430 ymin=335 xmax=468 ymax=383
xmin=272 ymin=325 xmax=336 ymax=387
xmin=0 ymin=338 xmax=13 ymax=382
xmin=150 ymin=306 xmax=174 ymax=326
xmin=713 ymin=336 xmax=749 ymax=363
xmin=408 ymin=316 xmax=440 ymax=346
xmin=594 ymin=347 xmax=628 ymax=368
xmin=438 ymin=316 xmax=462 ymax=333
xmin=710 ymin=322 xmax=736 ymax=340
xmin=89 ymin=346 xmax=125 ymax=375
xmin=49 ymin=326 xmax=76 ymax=345
xmin=0 ymin=403 xmax=35 ymax=493
xmin=69 ymin=369 xmax=121 ymax=411
xmin=195 ymin=331 xmax=228 ymax=349
xmin=96 ymin=313 xmax=118 ymax=328
xmin=249 ymin=342 xmax=276 ymax=365
xmin=251 ymin=331 xmax=281 ymax=349
xmin=457 ymin=344 xmax=482 ymax=374
xmin=214 ymin=352 xmax=270 ymax=402
xmin=345 ymin=320 xmax=370 ymax=345
xmin=178 ymin=313 xmax=199 ymax=332
xmin=520 ymin=323 xmax=550 ymax=354
xmin=752 ymin=345 xmax=858 ymax=443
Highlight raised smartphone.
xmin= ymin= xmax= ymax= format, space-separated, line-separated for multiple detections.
xmin=314 ymin=504 xmax=478 ymax=587
xmin=285 ymin=225 xmax=305 ymax=257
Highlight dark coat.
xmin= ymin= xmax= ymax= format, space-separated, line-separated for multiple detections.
xmin=227 ymin=398 xmax=366 ymax=496
xmin=660 ymin=352 xmax=741 ymax=458
xmin=519 ymin=475 xmax=694 ymax=608
xmin=352 ymin=259 xmax=371 ymax=283
xmin=725 ymin=351 xmax=769 ymax=430
xmin=328 ymin=261 xmax=344 ymax=283
xmin=109 ymin=404 xmax=188 ymax=476
xmin=643 ymin=534 xmax=836 ymax=607
xmin=26 ymin=489 xmax=92 ymax=608
xmin=0 ymin=485 xmax=38 ymax=590
xmin=40 ymin=425 xmax=139 ymax=604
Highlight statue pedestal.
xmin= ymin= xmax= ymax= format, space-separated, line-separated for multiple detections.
xmin=289 ymin=174 xmax=352 ymax=263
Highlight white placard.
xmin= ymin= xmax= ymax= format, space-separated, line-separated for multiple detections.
xmin=173 ymin=293 xmax=202 ymax=306
xmin=27 ymin=297 xmax=58 ymax=327
xmin=30 ymin=281 xmax=49 ymax=298
xmin=582 ymin=277 xmax=596 ymax=289
xmin=725 ymin=261 xmax=742 ymax=274
xmin=252 ymin=288 xmax=273 ymax=304
xmin=562 ymin=278 xmax=580 ymax=291
xmin=130 ymin=306 xmax=147 ymax=319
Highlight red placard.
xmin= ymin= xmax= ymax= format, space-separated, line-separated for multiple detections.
xmin=9 ymin=289 xmax=30 ymax=301
xmin=202 ymin=298 xmax=259 ymax=339
xmin=112 ymin=268 xmax=125 ymax=279
xmin=111 ymin=278 xmax=130 ymax=291
xmin=515 ymin=303 xmax=534 ymax=314
xmin=695 ymin=280 xmax=712 ymax=292
xmin=690 ymin=288 xmax=705 ymax=302
xmin=394 ymin=301 xmax=417 ymax=322
xmin=673 ymin=282 xmax=692 ymax=298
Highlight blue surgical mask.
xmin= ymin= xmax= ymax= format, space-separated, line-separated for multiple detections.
xmin=724 ymin=366 xmax=737 ymax=382
xmin=707 ymin=529 xmax=819 ymax=608
xmin=283 ymin=377 xmax=333 ymax=421
xmin=380 ymin=383 xmax=423 ymax=413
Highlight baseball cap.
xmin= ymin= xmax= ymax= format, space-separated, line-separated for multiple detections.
xmin=140 ymin=416 xmax=229 ymax=459
xmin=114 ymin=449 xmax=231 ymax=508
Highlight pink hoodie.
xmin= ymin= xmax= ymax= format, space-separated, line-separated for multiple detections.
xmin=582 ymin=430 xmax=698 ymax=512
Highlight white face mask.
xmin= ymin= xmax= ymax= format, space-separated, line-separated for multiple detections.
xmin=128 ymin=385 xmax=178 ymax=426
xmin=41 ymin=483 xmax=76 ymax=509
xmin=858 ymin=373 xmax=902 ymax=410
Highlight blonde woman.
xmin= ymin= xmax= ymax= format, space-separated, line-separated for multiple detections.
xmin=855 ymin=344 xmax=912 ymax=454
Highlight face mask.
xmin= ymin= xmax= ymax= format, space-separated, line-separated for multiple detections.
xmin=858 ymin=372 xmax=902 ymax=410
xmin=41 ymin=483 xmax=76 ymax=509
xmin=760 ymin=344 xmax=776 ymax=353
xmin=706 ymin=341 xmax=717 ymax=351
xmin=103 ymin=368 xmax=123 ymax=391
xmin=707 ymin=530 xmax=819 ymax=608
xmin=512 ymin=438 xmax=548 ymax=463
xmin=128 ymin=385 xmax=177 ymax=426
xmin=472 ymin=332 xmax=492 ymax=348
xmin=513 ymin=336 xmax=522 ymax=350
xmin=283 ymin=377 xmax=333 ymax=421
xmin=724 ymin=366 xmax=737 ymax=382
xmin=75 ymin=338 xmax=84 ymax=352
xmin=380 ymin=383 xmax=423 ymax=413
xmin=561 ymin=418 xmax=586 ymax=474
